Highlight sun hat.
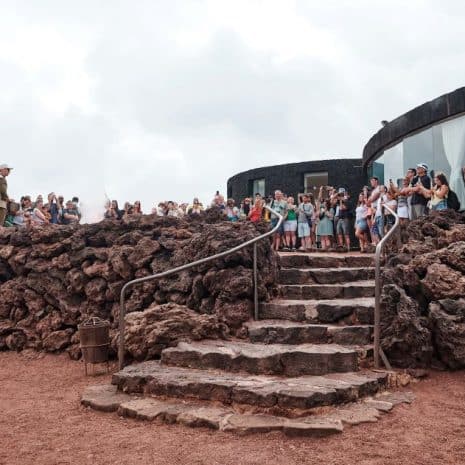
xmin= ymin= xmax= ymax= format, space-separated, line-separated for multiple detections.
xmin=0 ymin=163 xmax=13 ymax=170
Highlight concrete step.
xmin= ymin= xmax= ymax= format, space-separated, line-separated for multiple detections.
xmin=112 ymin=361 xmax=387 ymax=410
xmin=259 ymin=297 xmax=374 ymax=325
xmin=279 ymin=281 xmax=375 ymax=300
xmin=161 ymin=340 xmax=360 ymax=376
xmin=245 ymin=320 xmax=372 ymax=345
xmin=279 ymin=252 xmax=374 ymax=269
xmin=81 ymin=383 xmax=414 ymax=436
xmin=279 ymin=267 xmax=375 ymax=285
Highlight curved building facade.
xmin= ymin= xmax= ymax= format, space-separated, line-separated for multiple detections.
xmin=228 ymin=86 xmax=465 ymax=207
xmin=363 ymin=86 xmax=465 ymax=206
xmin=227 ymin=159 xmax=364 ymax=202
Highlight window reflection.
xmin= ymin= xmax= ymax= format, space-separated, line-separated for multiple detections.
xmin=371 ymin=113 xmax=465 ymax=205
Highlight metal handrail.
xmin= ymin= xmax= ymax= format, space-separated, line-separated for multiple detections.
xmin=118 ymin=205 xmax=284 ymax=369
xmin=373 ymin=203 xmax=400 ymax=370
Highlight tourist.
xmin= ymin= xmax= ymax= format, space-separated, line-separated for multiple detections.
xmin=317 ymin=199 xmax=335 ymax=250
xmin=31 ymin=199 xmax=49 ymax=226
xmin=61 ymin=200 xmax=80 ymax=224
xmin=355 ymin=193 xmax=369 ymax=252
xmin=394 ymin=178 xmax=410 ymax=224
xmin=0 ymin=163 xmax=13 ymax=227
xmin=373 ymin=185 xmax=387 ymax=239
xmin=47 ymin=193 xmax=61 ymax=224
xmin=123 ymin=201 xmax=133 ymax=218
xmin=297 ymin=194 xmax=313 ymax=251
xmin=248 ymin=198 xmax=264 ymax=223
xmin=133 ymin=200 xmax=142 ymax=215
xmin=410 ymin=163 xmax=431 ymax=219
xmin=383 ymin=190 xmax=397 ymax=232
xmin=423 ymin=172 xmax=449 ymax=211
xmin=105 ymin=200 xmax=123 ymax=220
xmin=224 ymin=198 xmax=240 ymax=222
xmin=270 ymin=190 xmax=287 ymax=251
xmin=188 ymin=198 xmax=203 ymax=215
xmin=283 ymin=196 xmax=298 ymax=251
xmin=240 ymin=198 xmax=251 ymax=218
xmin=335 ymin=188 xmax=351 ymax=252
xmin=166 ymin=201 xmax=180 ymax=217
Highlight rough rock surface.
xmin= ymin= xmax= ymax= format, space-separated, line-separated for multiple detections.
xmin=0 ymin=212 xmax=278 ymax=359
xmin=381 ymin=210 xmax=465 ymax=369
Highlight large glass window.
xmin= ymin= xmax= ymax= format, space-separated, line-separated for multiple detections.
xmin=252 ymin=178 xmax=265 ymax=197
xmin=370 ymin=113 xmax=465 ymax=205
xmin=304 ymin=171 xmax=328 ymax=194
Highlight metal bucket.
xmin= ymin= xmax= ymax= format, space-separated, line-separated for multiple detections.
xmin=78 ymin=318 xmax=110 ymax=371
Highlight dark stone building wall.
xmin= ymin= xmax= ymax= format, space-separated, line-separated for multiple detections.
xmin=227 ymin=158 xmax=365 ymax=202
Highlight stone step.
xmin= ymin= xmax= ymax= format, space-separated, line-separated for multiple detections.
xmin=279 ymin=252 xmax=374 ymax=269
xmin=81 ymin=384 xmax=414 ymax=436
xmin=112 ymin=361 xmax=387 ymax=410
xmin=259 ymin=298 xmax=374 ymax=325
xmin=81 ymin=384 xmax=344 ymax=436
xmin=279 ymin=267 xmax=375 ymax=285
xmin=160 ymin=340 xmax=360 ymax=376
xmin=279 ymin=281 xmax=375 ymax=300
xmin=245 ymin=320 xmax=372 ymax=345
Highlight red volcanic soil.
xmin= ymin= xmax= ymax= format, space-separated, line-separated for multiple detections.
xmin=1 ymin=352 xmax=464 ymax=465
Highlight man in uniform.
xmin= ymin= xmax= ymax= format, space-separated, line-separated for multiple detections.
xmin=0 ymin=163 xmax=13 ymax=227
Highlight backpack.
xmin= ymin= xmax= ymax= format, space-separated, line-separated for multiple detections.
xmin=447 ymin=189 xmax=461 ymax=211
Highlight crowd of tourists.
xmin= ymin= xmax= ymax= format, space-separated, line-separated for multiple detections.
xmin=0 ymin=164 xmax=81 ymax=227
xmin=1 ymin=162 xmax=462 ymax=254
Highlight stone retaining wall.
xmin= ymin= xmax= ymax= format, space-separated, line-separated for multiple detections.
xmin=0 ymin=211 xmax=278 ymax=360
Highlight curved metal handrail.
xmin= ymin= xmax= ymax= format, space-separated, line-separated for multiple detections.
xmin=373 ymin=203 xmax=400 ymax=369
xmin=118 ymin=205 xmax=284 ymax=369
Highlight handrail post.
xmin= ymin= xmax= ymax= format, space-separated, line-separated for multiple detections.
xmin=373 ymin=204 xmax=400 ymax=370
xmin=253 ymin=243 xmax=259 ymax=320
xmin=118 ymin=283 xmax=130 ymax=370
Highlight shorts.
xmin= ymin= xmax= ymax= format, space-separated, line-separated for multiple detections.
xmin=355 ymin=219 xmax=368 ymax=232
xmin=397 ymin=205 xmax=409 ymax=219
xmin=297 ymin=222 xmax=310 ymax=238
xmin=271 ymin=217 xmax=284 ymax=235
xmin=385 ymin=214 xmax=395 ymax=227
xmin=284 ymin=220 xmax=297 ymax=232
xmin=336 ymin=218 xmax=350 ymax=235
xmin=370 ymin=223 xmax=379 ymax=237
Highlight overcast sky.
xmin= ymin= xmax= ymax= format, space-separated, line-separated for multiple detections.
xmin=2 ymin=0 xmax=465 ymax=220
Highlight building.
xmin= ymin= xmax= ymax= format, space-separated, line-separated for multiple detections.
xmin=228 ymin=86 xmax=465 ymax=206
xmin=363 ymin=86 xmax=465 ymax=206
xmin=227 ymin=159 xmax=364 ymax=201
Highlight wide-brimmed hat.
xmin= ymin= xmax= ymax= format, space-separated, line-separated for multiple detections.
xmin=0 ymin=163 xmax=13 ymax=170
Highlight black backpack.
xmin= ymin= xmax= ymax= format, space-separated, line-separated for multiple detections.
xmin=447 ymin=189 xmax=461 ymax=211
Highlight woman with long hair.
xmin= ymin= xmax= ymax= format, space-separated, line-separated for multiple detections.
xmin=422 ymin=172 xmax=449 ymax=211
xmin=355 ymin=193 xmax=369 ymax=252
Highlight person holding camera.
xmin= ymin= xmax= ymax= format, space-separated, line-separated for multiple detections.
xmin=410 ymin=163 xmax=431 ymax=219
xmin=0 ymin=163 xmax=13 ymax=227
xmin=335 ymin=188 xmax=351 ymax=252
xmin=297 ymin=194 xmax=314 ymax=251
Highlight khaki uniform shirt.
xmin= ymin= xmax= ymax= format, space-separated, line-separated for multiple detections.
xmin=0 ymin=174 xmax=8 ymax=209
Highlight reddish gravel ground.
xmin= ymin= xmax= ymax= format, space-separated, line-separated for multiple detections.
xmin=1 ymin=352 xmax=464 ymax=465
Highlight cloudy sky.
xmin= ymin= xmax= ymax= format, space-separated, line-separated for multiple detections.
xmin=2 ymin=0 xmax=465 ymax=219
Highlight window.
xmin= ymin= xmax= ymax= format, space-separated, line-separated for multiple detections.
xmin=304 ymin=172 xmax=328 ymax=194
xmin=252 ymin=178 xmax=265 ymax=197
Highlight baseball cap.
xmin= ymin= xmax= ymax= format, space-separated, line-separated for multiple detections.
xmin=0 ymin=163 xmax=13 ymax=170
xmin=338 ymin=187 xmax=346 ymax=194
xmin=416 ymin=163 xmax=428 ymax=171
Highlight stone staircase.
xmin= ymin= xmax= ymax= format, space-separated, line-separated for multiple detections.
xmin=82 ymin=251 xmax=414 ymax=436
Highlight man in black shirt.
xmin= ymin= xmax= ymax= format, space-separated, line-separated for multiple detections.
xmin=410 ymin=163 xmax=431 ymax=219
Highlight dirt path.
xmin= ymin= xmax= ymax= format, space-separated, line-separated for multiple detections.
xmin=0 ymin=352 xmax=464 ymax=465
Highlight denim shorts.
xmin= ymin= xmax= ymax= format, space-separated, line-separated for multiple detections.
xmin=271 ymin=217 xmax=284 ymax=235
xmin=356 ymin=219 xmax=368 ymax=232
